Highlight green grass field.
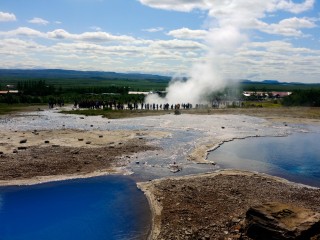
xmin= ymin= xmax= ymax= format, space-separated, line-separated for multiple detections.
xmin=0 ymin=103 xmax=46 ymax=115
xmin=0 ymin=77 xmax=169 ymax=92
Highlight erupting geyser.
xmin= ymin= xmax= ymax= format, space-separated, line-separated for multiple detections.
xmin=143 ymin=0 xmax=314 ymax=105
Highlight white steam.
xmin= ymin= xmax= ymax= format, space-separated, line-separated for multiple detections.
xmin=145 ymin=7 xmax=248 ymax=105
xmin=144 ymin=0 xmax=314 ymax=105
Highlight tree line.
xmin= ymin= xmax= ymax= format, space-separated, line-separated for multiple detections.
xmin=282 ymin=89 xmax=320 ymax=107
xmin=0 ymin=79 xmax=142 ymax=104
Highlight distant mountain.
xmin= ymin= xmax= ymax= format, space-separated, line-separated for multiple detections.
xmin=240 ymin=79 xmax=309 ymax=85
xmin=1 ymin=69 xmax=318 ymax=86
xmin=0 ymin=69 xmax=171 ymax=82
xmin=261 ymin=80 xmax=279 ymax=84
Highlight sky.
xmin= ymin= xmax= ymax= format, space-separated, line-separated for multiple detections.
xmin=0 ymin=0 xmax=320 ymax=83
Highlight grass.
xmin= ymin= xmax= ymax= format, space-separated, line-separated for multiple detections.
xmin=242 ymin=101 xmax=282 ymax=108
xmin=60 ymin=109 xmax=173 ymax=119
xmin=0 ymin=103 xmax=46 ymax=115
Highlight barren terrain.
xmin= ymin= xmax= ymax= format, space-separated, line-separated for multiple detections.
xmin=139 ymin=170 xmax=320 ymax=240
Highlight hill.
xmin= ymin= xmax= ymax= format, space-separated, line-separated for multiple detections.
xmin=0 ymin=69 xmax=170 ymax=82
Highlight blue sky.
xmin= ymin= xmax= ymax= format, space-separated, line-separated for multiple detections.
xmin=0 ymin=0 xmax=320 ymax=83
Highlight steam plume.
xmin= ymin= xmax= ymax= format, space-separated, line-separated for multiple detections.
xmin=144 ymin=0 xmax=314 ymax=105
xmin=146 ymin=8 xmax=248 ymax=105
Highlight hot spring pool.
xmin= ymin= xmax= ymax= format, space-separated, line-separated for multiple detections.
xmin=208 ymin=132 xmax=320 ymax=187
xmin=0 ymin=175 xmax=151 ymax=240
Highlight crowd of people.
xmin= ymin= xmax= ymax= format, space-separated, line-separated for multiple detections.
xmin=73 ymin=100 xmax=195 ymax=110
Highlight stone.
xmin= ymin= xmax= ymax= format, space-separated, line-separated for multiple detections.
xmin=17 ymin=146 xmax=27 ymax=150
xmin=19 ymin=139 xmax=27 ymax=144
xmin=245 ymin=202 xmax=320 ymax=239
xmin=71 ymin=149 xmax=79 ymax=154
xmin=232 ymin=218 xmax=241 ymax=224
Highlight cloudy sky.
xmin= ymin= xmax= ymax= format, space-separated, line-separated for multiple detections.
xmin=0 ymin=0 xmax=319 ymax=83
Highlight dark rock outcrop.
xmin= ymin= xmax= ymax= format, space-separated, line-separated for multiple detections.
xmin=245 ymin=202 xmax=320 ymax=239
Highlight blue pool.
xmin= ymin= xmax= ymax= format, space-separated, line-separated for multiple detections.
xmin=208 ymin=132 xmax=320 ymax=187
xmin=0 ymin=176 xmax=151 ymax=240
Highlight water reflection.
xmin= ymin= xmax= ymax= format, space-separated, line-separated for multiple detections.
xmin=208 ymin=133 xmax=320 ymax=187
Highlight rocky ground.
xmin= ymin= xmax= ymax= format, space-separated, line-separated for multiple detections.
xmin=0 ymin=138 xmax=157 ymax=181
xmin=139 ymin=170 xmax=320 ymax=240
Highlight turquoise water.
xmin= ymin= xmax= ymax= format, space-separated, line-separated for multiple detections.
xmin=208 ymin=132 xmax=320 ymax=187
xmin=0 ymin=176 xmax=150 ymax=240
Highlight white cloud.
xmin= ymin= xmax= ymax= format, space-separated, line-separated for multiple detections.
xmin=167 ymin=28 xmax=208 ymax=39
xmin=47 ymin=29 xmax=135 ymax=42
xmin=150 ymin=39 xmax=206 ymax=50
xmin=28 ymin=17 xmax=49 ymax=25
xmin=139 ymin=0 xmax=315 ymax=30
xmin=47 ymin=29 xmax=72 ymax=39
xmin=257 ymin=17 xmax=316 ymax=36
xmin=138 ymin=0 xmax=207 ymax=12
xmin=139 ymin=0 xmax=314 ymax=14
xmin=273 ymin=0 xmax=315 ymax=14
xmin=142 ymin=27 xmax=164 ymax=32
xmin=0 ymin=27 xmax=45 ymax=38
xmin=79 ymin=31 xmax=135 ymax=42
xmin=0 ymin=11 xmax=16 ymax=22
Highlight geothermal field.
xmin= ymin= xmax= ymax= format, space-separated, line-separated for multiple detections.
xmin=1 ymin=107 xmax=320 ymax=239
